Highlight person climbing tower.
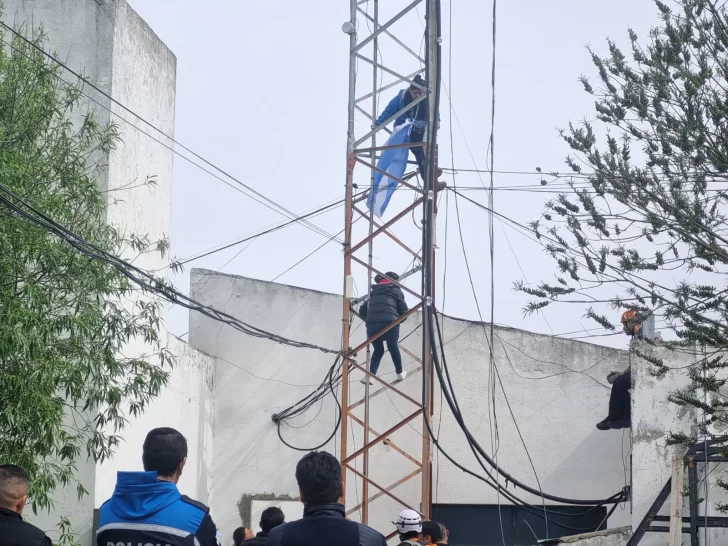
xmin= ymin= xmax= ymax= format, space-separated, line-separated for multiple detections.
xmin=358 ymin=272 xmax=408 ymax=384
xmin=375 ymin=75 xmax=430 ymax=180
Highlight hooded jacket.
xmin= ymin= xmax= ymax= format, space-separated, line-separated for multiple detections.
xmin=359 ymin=281 xmax=408 ymax=326
xmin=265 ymin=504 xmax=386 ymax=546
xmin=96 ymin=472 xmax=219 ymax=546
xmin=375 ymin=88 xmax=440 ymax=128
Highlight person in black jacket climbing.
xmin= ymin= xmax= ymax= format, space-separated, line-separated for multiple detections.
xmin=359 ymin=272 xmax=408 ymax=383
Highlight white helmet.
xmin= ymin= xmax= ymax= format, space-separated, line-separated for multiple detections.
xmin=394 ymin=509 xmax=422 ymax=534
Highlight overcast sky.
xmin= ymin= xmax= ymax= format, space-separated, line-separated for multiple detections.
xmin=126 ymin=0 xmax=660 ymax=350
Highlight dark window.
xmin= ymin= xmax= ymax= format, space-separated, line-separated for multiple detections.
xmin=432 ymin=504 xmax=608 ymax=546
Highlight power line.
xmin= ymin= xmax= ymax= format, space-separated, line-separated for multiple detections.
xmin=175 ymin=195 xmax=356 ymax=266
xmin=0 ymin=182 xmax=341 ymax=356
xmin=0 ymin=23 xmax=342 ymax=244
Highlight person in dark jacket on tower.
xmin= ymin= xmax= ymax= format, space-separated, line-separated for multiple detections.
xmin=96 ymin=427 xmax=220 ymax=546
xmin=266 ymin=451 xmax=386 ymax=546
xmin=359 ymin=272 xmax=408 ymax=383
xmin=0 ymin=465 xmax=52 ymax=546
xmin=242 ymin=506 xmax=285 ymax=546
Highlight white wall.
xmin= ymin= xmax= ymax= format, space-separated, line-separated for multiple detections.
xmin=2 ymin=2 xmax=176 ymax=543
xmin=93 ymin=0 xmax=177 ymax=504
xmin=630 ymin=343 xmax=728 ymax=546
xmin=187 ymin=269 xmax=634 ymax=544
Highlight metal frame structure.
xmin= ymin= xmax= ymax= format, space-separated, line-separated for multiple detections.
xmin=339 ymin=0 xmax=440 ymax=536
xmin=627 ymin=439 xmax=728 ymax=546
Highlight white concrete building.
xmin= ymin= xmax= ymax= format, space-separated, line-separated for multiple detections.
xmin=2 ymin=1 xmax=177 ymax=543
xmin=186 ymin=270 xmax=635 ymax=545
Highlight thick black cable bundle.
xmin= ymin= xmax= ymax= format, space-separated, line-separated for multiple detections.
xmin=272 ymin=356 xmax=344 ymax=452
xmin=0 ymin=184 xmax=340 ymax=356
xmin=416 ymin=0 xmax=626 ymax=534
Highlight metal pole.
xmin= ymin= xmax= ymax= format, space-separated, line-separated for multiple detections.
xmin=362 ymin=0 xmax=379 ymax=525
xmin=420 ymin=0 xmax=440 ymax=520
xmin=669 ymin=456 xmax=685 ymax=546
xmin=340 ymin=0 xmax=358 ymax=509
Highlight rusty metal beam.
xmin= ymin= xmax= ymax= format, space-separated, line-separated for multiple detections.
xmin=345 ymin=464 xmax=424 ymax=516
xmin=345 ymin=466 xmax=424 ymax=517
xmin=349 ymin=413 xmax=422 ymax=468
xmin=401 ymin=345 xmax=423 ymax=365
xmin=349 ymin=361 xmax=422 ymax=408
xmin=354 ymin=205 xmax=422 ymax=262
xmin=348 ymin=197 xmax=424 ymax=255
xmin=355 ymin=157 xmax=423 ymax=193
xmin=342 ymin=408 xmax=423 ymax=465
xmin=349 ymin=303 xmax=422 ymax=356
xmin=354 ymin=141 xmax=426 ymax=154
xmin=348 ymin=365 xmax=422 ymax=412
xmin=351 ymin=256 xmax=422 ymax=300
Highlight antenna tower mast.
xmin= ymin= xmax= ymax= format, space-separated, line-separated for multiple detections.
xmin=340 ymin=0 xmax=441 ymax=537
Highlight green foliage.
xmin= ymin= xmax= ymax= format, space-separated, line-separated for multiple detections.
xmin=0 ymin=24 xmax=171 ymax=536
xmin=515 ymin=0 xmax=728 ymax=510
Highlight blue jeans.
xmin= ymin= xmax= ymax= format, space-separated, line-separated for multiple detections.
xmin=367 ymin=322 xmax=403 ymax=375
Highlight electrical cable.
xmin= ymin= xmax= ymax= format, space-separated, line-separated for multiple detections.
xmin=175 ymin=195 xmax=356 ymax=266
xmin=0 ymin=24 xmax=342 ymax=244
xmin=0 ymin=182 xmax=341 ymax=356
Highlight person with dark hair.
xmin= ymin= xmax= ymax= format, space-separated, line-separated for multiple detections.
xmin=359 ymin=272 xmax=408 ymax=384
xmin=243 ymin=506 xmax=285 ymax=546
xmin=375 ymin=75 xmax=438 ymax=179
xmin=394 ymin=509 xmax=422 ymax=546
xmin=233 ymin=527 xmax=254 ymax=546
xmin=266 ymin=451 xmax=386 ymax=546
xmin=421 ymin=521 xmax=448 ymax=546
xmin=0 ymin=465 xmax=52 ymax=546
xmin=97 ymin=427 xmax=220 ymax=546
xmin=420 ymin=520 xmax=443 ymax=546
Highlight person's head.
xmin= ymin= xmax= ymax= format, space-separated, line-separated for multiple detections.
xmin=375 ymin=271 xmax=400 ymax=284
xmin=260 ymin=506 xmax=285 ymax=534
xmin=409 ymin=75 xmax=426 ymax=99
xmin=438 ymin=523 xmax=449 ymax=544
xmin=295 ymin=451 xmax=342 ymax=506
xmin=421 ymin=521 xmax=444 ymax=544
xmin=620 ymin=309 xmax=643 ymax=337
xmin=0 ymin=465 xmax=30 ymax=515
xmin=395 ymin=509 xmax=422 ymax=541
xmin=232 ymin=527 xmax=254 ymax=546
xmin=142 ymin=427 xmax=188 ymax=483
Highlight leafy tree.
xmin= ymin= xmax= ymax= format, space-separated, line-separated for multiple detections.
xmin=0 ymin=24 xmax=172 ymax=535
xmin=516 ymin=0 xmax=728 ymax=503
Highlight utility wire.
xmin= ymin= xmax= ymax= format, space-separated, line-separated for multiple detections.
xmin=0 ymin=182 xmax=341 ymax=356
xmin=0 ymin=22 xmax=341 ymax=244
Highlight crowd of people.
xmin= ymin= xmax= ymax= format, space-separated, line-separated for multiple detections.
xmin=0 ymin=427 xmax=450 ymax=546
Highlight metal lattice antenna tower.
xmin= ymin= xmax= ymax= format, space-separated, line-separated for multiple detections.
xmin=340 ymin=0 xmax=441 ymax=537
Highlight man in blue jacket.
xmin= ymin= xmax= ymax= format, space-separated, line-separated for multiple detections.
xmin=266 ymin=451 xmax=386 ymax=546
xmin=375 ymin=75 xmax=436 ymax=180
xmin=97 ymin=427 xmax=219 ymax=546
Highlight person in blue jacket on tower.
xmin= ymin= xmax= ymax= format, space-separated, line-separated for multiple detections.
xmin=375 ymin=75 xmax=439 ymax=180
xmin=96 ymin=427 xmax=220 ymax=546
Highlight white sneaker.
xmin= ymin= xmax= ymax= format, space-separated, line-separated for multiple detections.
xmin=396 ymin=371 xmax=408 ymax=381
xmin=360 ymin=377 xmax=374 ymax=385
